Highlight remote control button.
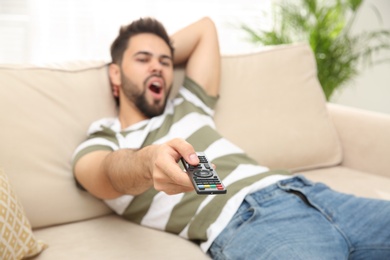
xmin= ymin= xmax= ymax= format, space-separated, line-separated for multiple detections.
xmin=193 ymin=170 xmax=213 ymax=178
xmin=198 ymin=156 xmax=208 ymax=163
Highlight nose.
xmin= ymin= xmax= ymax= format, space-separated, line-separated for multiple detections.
xmin=150 ymin=58 xmax=163 ymax=74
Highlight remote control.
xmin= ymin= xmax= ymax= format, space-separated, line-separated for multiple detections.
xmin=181 ymin=152 xmax=227 ymax=195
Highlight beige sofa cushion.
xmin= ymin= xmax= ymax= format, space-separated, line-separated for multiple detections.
xmin=33 ymin=214 xmax=209 ymax=260
xmin=0 ymin=62 xmax=116 ymax=228
xmin=214 ymin=43 xmax=342 ymax=172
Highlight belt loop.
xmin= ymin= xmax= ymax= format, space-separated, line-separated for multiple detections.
xmin=277 ymin=175 xmax=313 ymax=191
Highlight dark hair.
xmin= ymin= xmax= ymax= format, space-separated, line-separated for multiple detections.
xmin=110 ymin=17 xmax=174 ymax=65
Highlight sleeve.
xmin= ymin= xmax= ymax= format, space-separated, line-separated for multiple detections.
xmin=71 ymin=119 xmax=119 ymax=177
xmin=182 ymin=76 xmax=219 ymax=110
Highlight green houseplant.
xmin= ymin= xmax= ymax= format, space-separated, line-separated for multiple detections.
xmin=241 ymin=0 xmax=390 ymax=100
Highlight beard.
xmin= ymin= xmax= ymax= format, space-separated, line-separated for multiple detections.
xmin=120 ymin=72 xmax=171 ymax=118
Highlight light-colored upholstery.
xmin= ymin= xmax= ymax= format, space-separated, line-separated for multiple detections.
xmin=0 ymin=43 xmax=389 ymax=259
xmin=0 ymin=62 xmax=115 ymax=229
xmin=214 ymin=44 xmax=342 ymax=172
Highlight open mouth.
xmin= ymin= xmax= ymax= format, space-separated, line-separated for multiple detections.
xmin=146 ymin=75 xmax=165 ymax=100
xmin=149 ymin=81 xmax=162 ymax=95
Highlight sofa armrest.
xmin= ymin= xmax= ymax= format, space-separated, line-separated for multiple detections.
xmin=327 ymin=103 xmax=390 ymax=178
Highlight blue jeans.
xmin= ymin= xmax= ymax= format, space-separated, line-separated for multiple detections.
xmin=208 ymin=176 xmax=390 ymax=260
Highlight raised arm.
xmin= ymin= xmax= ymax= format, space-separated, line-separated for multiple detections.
xmin=171 ymin=17 xmax=221 ymax=97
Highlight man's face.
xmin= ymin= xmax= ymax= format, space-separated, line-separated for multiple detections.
xmin=119 ymin=33 xmax=174 ymax=118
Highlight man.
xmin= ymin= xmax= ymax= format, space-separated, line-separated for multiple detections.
xmin=73 ymin=17 xmax=390 ymax=259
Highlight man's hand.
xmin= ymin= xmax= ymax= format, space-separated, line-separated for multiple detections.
xmin=151 ymin=138 xmax=199 ymax=195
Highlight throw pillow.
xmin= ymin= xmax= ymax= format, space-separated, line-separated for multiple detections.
xmin=0 ymin=169 xmax=47 ymax=259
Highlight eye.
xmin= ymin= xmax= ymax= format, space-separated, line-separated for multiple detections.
xmin=160 ymin=59 xmax=172 ymax=67
xmin=137 ymin=57 xmax=149 ymax=63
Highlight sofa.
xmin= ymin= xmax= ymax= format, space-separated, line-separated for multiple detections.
xmin=1 ymin=42 xmax=389 ymax=259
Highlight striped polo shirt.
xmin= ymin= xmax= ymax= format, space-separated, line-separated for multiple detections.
xmin=72 ymin=76 xmax=291 ymax=252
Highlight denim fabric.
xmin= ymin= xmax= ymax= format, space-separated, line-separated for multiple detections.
xmin=208 ymin=175 xmax=390 ymax=260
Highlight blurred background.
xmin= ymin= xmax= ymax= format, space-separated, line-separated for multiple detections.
xmin=0 ymin=0 xmax=389 ymax=114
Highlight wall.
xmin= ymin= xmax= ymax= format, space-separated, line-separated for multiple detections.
xmin=330 ymin=0 xmax=390 ymax=114
xmin=0 ymin=0 xmax=389 ymax=114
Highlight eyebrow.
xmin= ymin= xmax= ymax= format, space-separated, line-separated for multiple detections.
xmin=133 ymin=51 xmax=172 ymax=61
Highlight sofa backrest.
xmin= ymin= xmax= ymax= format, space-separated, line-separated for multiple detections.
xmin=0 ymin=62 xmax=116 ymax=228
xmin=215 ymin=43 xmax=342 ymax=171
xmin=0 ymin=43 xmax=342 ymax=229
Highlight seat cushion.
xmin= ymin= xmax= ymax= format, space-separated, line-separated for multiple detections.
xmin=33 ymin=215 xmax=209 ymax=260
xmin=300 ymin=166 xmax=390 ymax=200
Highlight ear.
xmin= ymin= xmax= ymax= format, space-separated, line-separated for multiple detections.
xmin=109 ymin=63 xmax=121 ymax=97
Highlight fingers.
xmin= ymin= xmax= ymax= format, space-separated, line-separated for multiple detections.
xmin=153 ymin=161 xmax=194 ymax=195
xmin=168 ymin=138 xmax=199 ymax=165
xmin=151 ymin=138 xmax=199 ymax=195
